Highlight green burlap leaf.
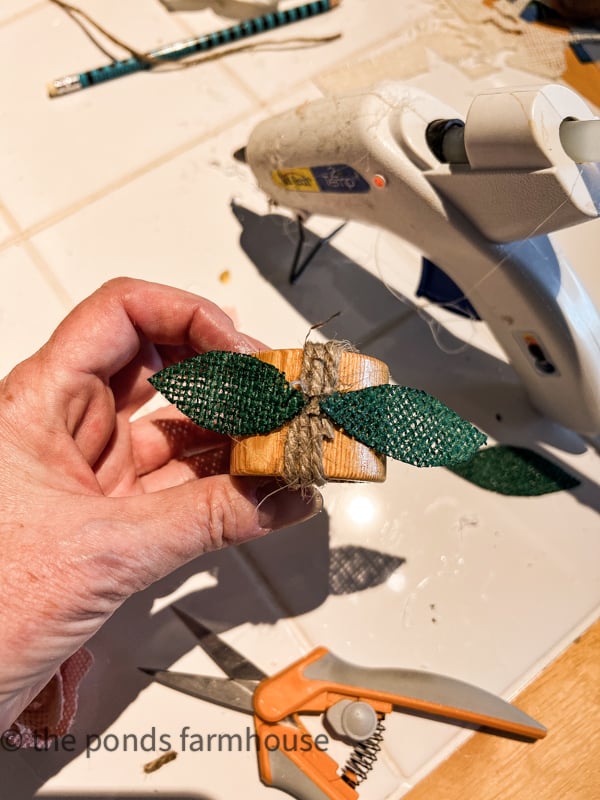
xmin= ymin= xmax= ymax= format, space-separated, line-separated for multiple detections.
xmin=320 ymin=385 xmax=486 ymax=466
xmin=149 ymin=351 xmax=306 ymax=435
xmin=448 ymin=445 xmax=580 ymax=495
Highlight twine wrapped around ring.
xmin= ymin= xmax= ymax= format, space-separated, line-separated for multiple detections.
xmin=283 ymin=341 xmax=352 ymax=487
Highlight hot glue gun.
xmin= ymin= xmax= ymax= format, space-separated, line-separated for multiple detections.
xmin=237 ymin=84 xmax=600 ymax=436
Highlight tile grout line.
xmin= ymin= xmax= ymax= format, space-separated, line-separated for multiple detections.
xmin=0 ymin=199 xmax=73 ymax=308
xmin=219 ymin=60 xmax=267 ymax=108
xmin=0 ymin=18 xmax=418 ymax=257
xmin=169 ymin=10 xmax=267 ymax=107
xmin=0 ymin=54 xmax=316 ymax=256
xmin=0 ymin=200 xmax=22 ymax=238
xmin=21 ymin=239 xmax=75 ymax=308
xmin=312 ymin=22 xmax=434 ymax=89
xmin=0 ymin=103 xmax=261 ymax=257
xmin=0 ymin=2 xmax=45 ymax=30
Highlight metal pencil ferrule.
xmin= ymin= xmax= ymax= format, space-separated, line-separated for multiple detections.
xmin=48 ymin=74 xmax=83 ymax=97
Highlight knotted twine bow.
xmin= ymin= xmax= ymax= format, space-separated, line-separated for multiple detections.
xmin=283 ymin=340 xmax=345 ymax=486
xmin=149 ymin=343 xmax=487 ymax=487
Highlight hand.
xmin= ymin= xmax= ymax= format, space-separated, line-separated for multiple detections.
xmin=0 ymin=278 xmax=321 ymax=728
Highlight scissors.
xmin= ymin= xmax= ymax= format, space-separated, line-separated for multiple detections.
xmin=139 ymin=607 xmax=546 ymax=800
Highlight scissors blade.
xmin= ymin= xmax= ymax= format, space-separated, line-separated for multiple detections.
xmin=139 ymin=669 xmax=258 ymax=714
xmin=172 ymin=606 xmax=267 ymax=682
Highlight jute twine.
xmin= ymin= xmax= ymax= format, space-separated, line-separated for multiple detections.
xmin=283 ymin=341 xmax=353 ymax=488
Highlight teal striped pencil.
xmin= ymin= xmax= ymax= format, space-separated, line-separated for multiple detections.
xmin=48 ymin=0 xmax=341 ymax=97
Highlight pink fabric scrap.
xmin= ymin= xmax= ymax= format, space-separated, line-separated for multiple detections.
xmin=10 ymin=647 xmax=93 ymax=748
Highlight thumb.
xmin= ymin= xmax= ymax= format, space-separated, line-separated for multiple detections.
xmin=106 ymin=475 xmax=322 ymax=583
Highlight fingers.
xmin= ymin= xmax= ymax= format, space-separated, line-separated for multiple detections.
xmin=109 ymin=337 xmax=166 ymax=415
xmin=100 ymin=476 xmax=322 ymax=584
xmin=46 ymin=278 xmax=263 ymax=381
xmin=139 ymin=447 xmax=231 ymax=492
xmin=130 ymin=404 xmax=227 ymax=476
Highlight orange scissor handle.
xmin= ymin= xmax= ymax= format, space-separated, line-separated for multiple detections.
xmin=254 ymin=647 xmax=392 ymax=721
xmin=255 ymin=714 xmax=358 ymax=800
xmin=254 ymin=647 xmax=546 ymax=741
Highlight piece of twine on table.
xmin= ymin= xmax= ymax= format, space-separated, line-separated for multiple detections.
xmin=49 ymin=0 xmax=341 ymax=72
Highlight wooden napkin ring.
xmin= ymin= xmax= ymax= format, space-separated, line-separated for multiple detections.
xmin=230 ymin=348 xmax=390 ymax=483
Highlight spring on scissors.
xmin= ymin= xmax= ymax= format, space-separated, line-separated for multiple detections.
xmin=341 ymin=718 xmax=386 ymax=787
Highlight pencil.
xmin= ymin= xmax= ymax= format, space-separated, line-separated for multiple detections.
xmin=48 ymin=0 xmax=341 ymax=97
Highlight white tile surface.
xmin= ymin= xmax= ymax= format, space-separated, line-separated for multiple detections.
xmin=30 ymin=168 xmax=407 ymax=347
xmin=0 ymin=1 xmax=254 ymax=232
xmin=178 ymin=0 xmax=433 ymax=103
xmin=1 ymin=1 xmax=599 ymax=799
xmin=0 ymin=244 xmax=68 ymax=376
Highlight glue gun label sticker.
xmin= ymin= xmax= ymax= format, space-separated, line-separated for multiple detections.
xmin=271 ymin=165 xmax=370 ymax=193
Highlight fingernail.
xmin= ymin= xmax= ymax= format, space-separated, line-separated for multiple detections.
xmin=257 ymin=483 xmax=323 ymax=531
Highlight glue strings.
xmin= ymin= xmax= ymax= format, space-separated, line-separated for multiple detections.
xmin=254 ymin=480 xmax=320 ymax=511
xmin=49 ymin=0 xmax=341 ymax=71
xmin=372 ymin=126 xmax=592 ymax=357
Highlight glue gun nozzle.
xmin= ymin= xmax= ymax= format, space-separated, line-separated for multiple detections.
xmin=233 ymin=146 xmax=248 ymax=163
